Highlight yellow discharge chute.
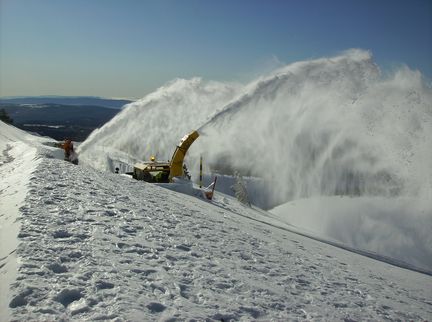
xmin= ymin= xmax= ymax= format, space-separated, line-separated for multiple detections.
xmin=169 ymin=130 xmax=199 ymax=181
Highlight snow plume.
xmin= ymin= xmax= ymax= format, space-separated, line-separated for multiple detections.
xmin=78 ymin=78 xmax=241 ymax=170
xmin=79 ymin=49 xmax=432 ymax=270
xmin=196 ymin=49 xmax=431 ymax=204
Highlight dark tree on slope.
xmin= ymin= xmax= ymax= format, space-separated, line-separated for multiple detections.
xmin=0 ymin=109 xmax=13 ymax=124
xmin=231 ymin=171 xmax=251 ymax=207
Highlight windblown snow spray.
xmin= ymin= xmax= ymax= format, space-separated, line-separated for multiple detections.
xmin=78 ymin=78 xmax=241 ymax=170
xmin=196 ymin=50 xmax=431 ymax=205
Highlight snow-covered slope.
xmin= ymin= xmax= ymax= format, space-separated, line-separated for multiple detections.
xmin=1 ymin=122 xmax=432 ymax=321
xmin=0 ymin=122 xmax=49 ymax=320
xmin=270 ymin=196 xmax=432 ymax=273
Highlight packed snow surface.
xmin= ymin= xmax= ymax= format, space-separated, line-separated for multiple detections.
xmin=2 ymin=120 xmax=432 ymax=320
xmin=78 ymin=49 xmax=432 ymax=272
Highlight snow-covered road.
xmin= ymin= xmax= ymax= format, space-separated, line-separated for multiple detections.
xmin=1 ymin=122 xmax=432 ymax=321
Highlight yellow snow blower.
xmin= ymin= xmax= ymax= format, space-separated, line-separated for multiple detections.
xmin=132 ymin=130 xmax=199 ymax=183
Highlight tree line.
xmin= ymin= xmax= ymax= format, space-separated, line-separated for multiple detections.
xmin=0 ymin=108 xmax=13 ymax=124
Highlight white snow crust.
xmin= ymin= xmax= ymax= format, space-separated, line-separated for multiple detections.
xmin=1 ymin=121 xmax=432 ymax=321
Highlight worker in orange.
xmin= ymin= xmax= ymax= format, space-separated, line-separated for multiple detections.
xmin=60 ymin=139 xmax=74 ymax=161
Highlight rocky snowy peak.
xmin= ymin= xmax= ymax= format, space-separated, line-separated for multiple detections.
xmin=1 ymin=121 xmax=431 ymax=321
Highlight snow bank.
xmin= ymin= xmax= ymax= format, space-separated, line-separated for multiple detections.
xmin=270 ymin=196 xmax=432 ymax=272
xmin=0 ymin=122 xmax=47 ymax=319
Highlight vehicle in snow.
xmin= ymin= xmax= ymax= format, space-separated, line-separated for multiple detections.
xmin=132 ymin=130 xmax=199 ymax=183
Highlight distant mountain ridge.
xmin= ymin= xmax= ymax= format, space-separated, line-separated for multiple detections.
xmin=1 ymin=104 xmax=119 ymax=125
xmin=0 ymin=103 xmax=120 ymax=141
xmin=0 ymin=96 xmax=133 ymax=109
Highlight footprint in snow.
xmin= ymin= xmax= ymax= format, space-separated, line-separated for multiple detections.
xmin=52 ymin=230 xmax=73 ymax=238
xmin=95 ymin=280 xmax=115 ymax=290
xmin=47 ymin=263 xmax=68 ymax=273
xmin=54 ymin=288 xmax=83 ymax=307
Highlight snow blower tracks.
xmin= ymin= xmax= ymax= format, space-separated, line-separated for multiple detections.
xmin=8 ymin=156 xmax=432 ymax=321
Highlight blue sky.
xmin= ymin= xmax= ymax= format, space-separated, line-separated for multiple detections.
xmin=1 ymin=0 xmax=431 ymax=98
